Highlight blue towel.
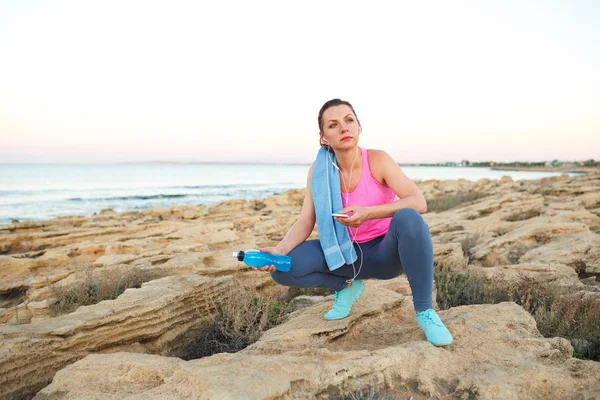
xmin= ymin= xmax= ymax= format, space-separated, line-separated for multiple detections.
xmin=310 ymin=147 xmax=358 ymax=271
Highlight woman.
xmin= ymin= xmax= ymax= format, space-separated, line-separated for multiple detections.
xmin=253 ymin=99 xmax=452 ymax=347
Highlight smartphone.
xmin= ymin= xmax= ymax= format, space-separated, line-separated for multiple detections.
xmin=332 ymin=213 xmax=349 ymax=218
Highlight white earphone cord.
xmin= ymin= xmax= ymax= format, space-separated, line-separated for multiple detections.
xmin=327 ymin=145 xmax=363 ymax=285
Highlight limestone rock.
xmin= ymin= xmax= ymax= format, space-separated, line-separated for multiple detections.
xmin=470 ymin=220 xmax=589 ymax=266
xmin=288 ymin=295 xmax=327 ymax=313
xmin=433 ymin=242 xmax=468 ymax=271
xmin=0 ymin=171 xmax=599 ymax=399
xmin=520 ymin=231 xmax=600 ymax=274
xmin=478 ymin=262 xmax=582 ymax=287
xmin=35 ymin=301 xmax=600 ymax=400
xmin=0 ymin=275 xmax=232 ymax=400
xmin=92 ymin=253 xmax=139 ymax=267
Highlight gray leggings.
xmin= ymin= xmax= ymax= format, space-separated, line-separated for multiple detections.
xmin=270 ymin=208 xmax=434 ymax=311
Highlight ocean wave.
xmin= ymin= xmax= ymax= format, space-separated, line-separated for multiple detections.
xmin=166 ymin=183 xmax=297 ymax=189
xmin=67 ymin=194 xmax=191 ymax=201
xmin=0 ymin=182 xmax=295 ymax=197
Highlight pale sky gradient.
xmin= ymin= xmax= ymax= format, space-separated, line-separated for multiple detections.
xmin=1 ymin=0 xmax=598 ymax=164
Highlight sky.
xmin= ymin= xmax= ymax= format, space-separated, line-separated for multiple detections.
xmin=0 ymin=0 xmax=598 ymax=164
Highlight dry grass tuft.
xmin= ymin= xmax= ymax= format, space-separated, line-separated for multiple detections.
xmin=181 ymin=284 xmax=290 ymax=360
xmin=346 ymin=387 xmax=408 ymax=400
xmin=47 ymin=265 xmax=150 ymax=316
xmin=434 ymin=262 xmax=600 ymax=360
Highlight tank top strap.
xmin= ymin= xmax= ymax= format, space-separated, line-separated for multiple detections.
xmin=360 ymin=147 xmax=370 ymax=180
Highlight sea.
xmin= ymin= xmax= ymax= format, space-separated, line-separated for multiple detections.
xmin=0 ymin=164 xmax=584 ymax=225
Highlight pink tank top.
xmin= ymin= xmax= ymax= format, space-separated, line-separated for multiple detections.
xmin=341 ymin=147 xmax=397 ymax=243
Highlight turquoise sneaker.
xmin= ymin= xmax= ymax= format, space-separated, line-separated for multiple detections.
xmin=324 ymin=279 xmax=365 ymax=320
xmin=416 ymin=309 xmax=453 ymax=346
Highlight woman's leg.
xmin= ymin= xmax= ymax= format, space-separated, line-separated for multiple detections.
xmin=269 ymin=239 xmax=349 ymax=292
xmin=270 ymin=208 xmax=434 ymax=311
xmin=330 ymin=208 xmax=434 ymax=311
xmin=270 ymin=208 xmax=449 ymax=344
xmin=340 ymin=208 xmax=450 ymax=345
xmin=380 ymin=208 xmax=434 ymax=311
xmin=269 ymin=236 xmax=397 ymax=292
xmin=373 ymin=208 xmax=451 ymax=345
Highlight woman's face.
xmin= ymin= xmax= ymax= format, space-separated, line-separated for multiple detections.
xmin=320 ymin=105 xmax=361 ymax=147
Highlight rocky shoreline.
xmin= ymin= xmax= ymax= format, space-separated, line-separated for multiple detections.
xmin=1 ymin=172 xmax=599 ymax=399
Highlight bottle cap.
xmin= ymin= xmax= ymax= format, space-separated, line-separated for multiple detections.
xmin=232 ymin=251 xmax=244 ymax=261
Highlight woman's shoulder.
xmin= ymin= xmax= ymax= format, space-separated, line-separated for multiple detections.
xmin=366 ymin=149 xmax=398 ymax=185
xmin=366 ymin=148 xmax=392 ymax=166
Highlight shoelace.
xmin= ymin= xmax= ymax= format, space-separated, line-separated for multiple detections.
xmin=333 ymin=287 xmax=349 ymax=304
xmin=419 ymin=312 xmax=442 ymax=328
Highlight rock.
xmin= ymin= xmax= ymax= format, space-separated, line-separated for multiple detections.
xmin=27 ymin=299 xmax=57 ymax=321
xmin=434 ymin=242 xmax=468 ymax=271
xmin=104 ymin=242 xmax=144 ymax=255
xmin=92 ymin=254 xmax=138 ymax=267
xmin=288 ymin=295 xmax=327 ymax=312
xmin=0 ymin=251 xmax=72 ymax=291
xmin=581 ymin=276 xmax=598 ymax=285
xmin=519 ymin=231 xmax=600 ymax=274
xmin=35 ymin=301 xmax=600 ymax=400
xmin=0 ymin=172 xmax=599 ymax=399
xmin=478 ymin=263 xmax=582 ymax=288
xmin=470 ymin=221 xmax=589 ymax=266
xmin=0 ymin=275 xmax=233 ymax=400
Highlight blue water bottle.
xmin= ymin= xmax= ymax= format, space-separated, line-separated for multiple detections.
xmin=233 ymin=249 xmax=292 ymax=272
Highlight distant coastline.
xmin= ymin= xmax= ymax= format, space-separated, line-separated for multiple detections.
xmin=490 ymin=166 xmax=598 ymax=174
xmin=115 ymin=162 xmax=599 ymax=171
xmin=2 ymin=162 xmax=597 ymax=171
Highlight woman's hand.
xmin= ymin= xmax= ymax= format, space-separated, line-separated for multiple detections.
xmin=252 ymin=246 xmax=284 ymax=272
xmin=334 ymin=206 xmax=371 ymax=228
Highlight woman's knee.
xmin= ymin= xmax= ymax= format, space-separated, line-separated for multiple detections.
xmin=391 ymin=208 xmax=429 ymax=236
xmin=270 ymin=270 xmax=294 ymax=287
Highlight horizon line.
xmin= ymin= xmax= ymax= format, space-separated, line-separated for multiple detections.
xmin=0 ymin=161 xmax=507 ymax=166
xmin=0 ymin=159 xmax=591 ymax=166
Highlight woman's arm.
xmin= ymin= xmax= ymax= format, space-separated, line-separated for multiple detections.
xmin=337 ymin=150 xmax=427 ymax=227
xmin=367 ymin=150 xmax=427 ymax=216
xmin=273 ymin=163 xmax=317 ymax=255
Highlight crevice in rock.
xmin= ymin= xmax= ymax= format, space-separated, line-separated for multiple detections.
xmin=568 ymin=260 xmax=599 ymax=281
xmin=0 ymin=287 xmax=27 ymax=308
xmin=150 ymin=257 xmax=170 ymax=266
xmin=170 ymin=284 xmax=291 ymax=361
xmin=502 ymin=208 xmax=542 ymax=222
xmin=9 ymin=250 xmax=47 ymax=259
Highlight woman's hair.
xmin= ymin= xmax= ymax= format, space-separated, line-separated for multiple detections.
xmin=318 ymin=99 xmax=360 ymax=152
